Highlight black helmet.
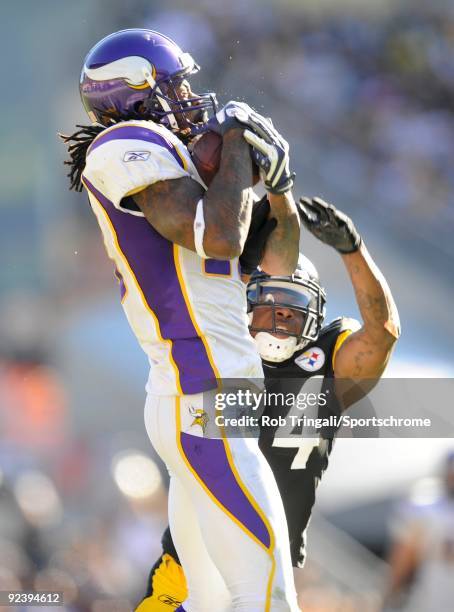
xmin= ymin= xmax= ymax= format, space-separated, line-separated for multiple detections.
xmin=246 ymin=254 xmax=326 ymax=362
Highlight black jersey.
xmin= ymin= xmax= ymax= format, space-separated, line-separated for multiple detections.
xmin=159 ymin=317 xmax=359 ymax=571
xmin=258 ymin=316 xmax=359 ymax=567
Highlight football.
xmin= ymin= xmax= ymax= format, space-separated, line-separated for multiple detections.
xmin=190 ymin=130 xmax=260 ymax=187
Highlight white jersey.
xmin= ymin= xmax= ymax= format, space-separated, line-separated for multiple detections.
xmin=82 ymin=120 xmax=263 ymax=395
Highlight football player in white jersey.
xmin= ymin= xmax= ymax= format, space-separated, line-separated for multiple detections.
xmin=62 ymin=29 xmax=301 ymax=612
xmin=137 ymin=197 xmax=401 ymax=612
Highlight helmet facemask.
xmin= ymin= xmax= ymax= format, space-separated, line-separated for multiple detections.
xmin=140 ymin=64 xmax=217 ymax=138
xmin=247 ymin=276 xmax=326 ymax=363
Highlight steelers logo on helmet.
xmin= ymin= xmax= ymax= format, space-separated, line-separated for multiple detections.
xmin=294 ymin=347 xmax=326 ymax=372
xmin=247 ymin=254 xmax=326 ymax=363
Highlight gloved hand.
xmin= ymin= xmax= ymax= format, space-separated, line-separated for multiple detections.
xmin=206 ymin=100 xmax=295 ymax=194
xmin=297 ymin=197 xmax=361 ymax=253
xmin=243 ymin=119 xmax=294 ymax=194
xmin=205 ymin=100 xmax=263 ymax=136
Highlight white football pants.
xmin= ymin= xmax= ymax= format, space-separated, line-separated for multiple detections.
xmin=144 ymin=392 xmax=300 ymax=612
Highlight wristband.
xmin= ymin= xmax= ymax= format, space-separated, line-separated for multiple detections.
xmin=194 ymin=199 xmax=208 ymax=259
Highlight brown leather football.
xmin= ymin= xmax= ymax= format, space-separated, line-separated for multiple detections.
xmin=190 ymin=130 xmax=260 ymax=186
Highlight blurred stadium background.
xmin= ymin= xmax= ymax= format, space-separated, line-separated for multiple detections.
xmin=1 ymin=0 xmax=453 ymax=609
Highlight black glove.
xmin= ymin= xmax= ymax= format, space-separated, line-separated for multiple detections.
xmin=205 ymin=101 xmax=294 ymax=194
xmin=239 ymin=196 xmax=277 ymax=275
xmin=297 ymin=197 xmax=361 ymax=254
xmin=243 ymin=120 xmax=294 ymax=195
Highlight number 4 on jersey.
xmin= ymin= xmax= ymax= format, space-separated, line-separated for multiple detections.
xmin=271 ymin=375 xmax=324 ymax=469
xmin=272 ymin=437 xmax=322 ymax=470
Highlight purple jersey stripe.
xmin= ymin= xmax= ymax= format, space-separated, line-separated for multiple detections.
xmin=88 ymin=125 xmax=185 ymax=170
xmin=83 ymin=177 xmax=217 ymax=394
xmin=180 ymin=432 xmax=271 ymax=549
xmin=204 ymin=260 xmax=231 ymax=275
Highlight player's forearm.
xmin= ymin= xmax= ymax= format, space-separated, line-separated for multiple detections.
xmin=135 ymin=131 xmax=254 ymax=259
xmin=203 ymin=130 xmax=254 ymax=259
xmin=342 ymin=242 xmax=400 ymax=344
xmin=260 ymin=192 xmax=300 ymax=275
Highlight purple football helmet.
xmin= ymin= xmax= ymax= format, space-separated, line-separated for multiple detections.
xmin=80 ymin=29 xmax=217 ymax=134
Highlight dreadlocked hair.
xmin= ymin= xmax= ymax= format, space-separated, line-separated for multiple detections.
xmin=59 ymin=124 xmax=106 ymax=192
xmin=60 ymin=103 xmax=195 ymax=191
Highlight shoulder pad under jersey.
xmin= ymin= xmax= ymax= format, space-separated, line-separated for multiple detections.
xmin=82 ymin=121 xmax=202 ymax=214
xmin=319 ymin=316 xmax=361 ymax=339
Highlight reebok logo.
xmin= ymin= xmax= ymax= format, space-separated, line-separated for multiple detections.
xmin=123 ymin=150 xmax=151 ymax=162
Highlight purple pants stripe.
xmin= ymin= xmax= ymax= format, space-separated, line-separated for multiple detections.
xmin=83 ymin=177 xmax=217 ymax=394
xmin=180 ymin=432 xmax=271 ymax=549
xmin=88 ymin=124 xmax=185 ymax=169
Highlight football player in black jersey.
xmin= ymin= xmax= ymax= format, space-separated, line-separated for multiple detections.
xmin=136 ymin=197 xmax=400 ymax=612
